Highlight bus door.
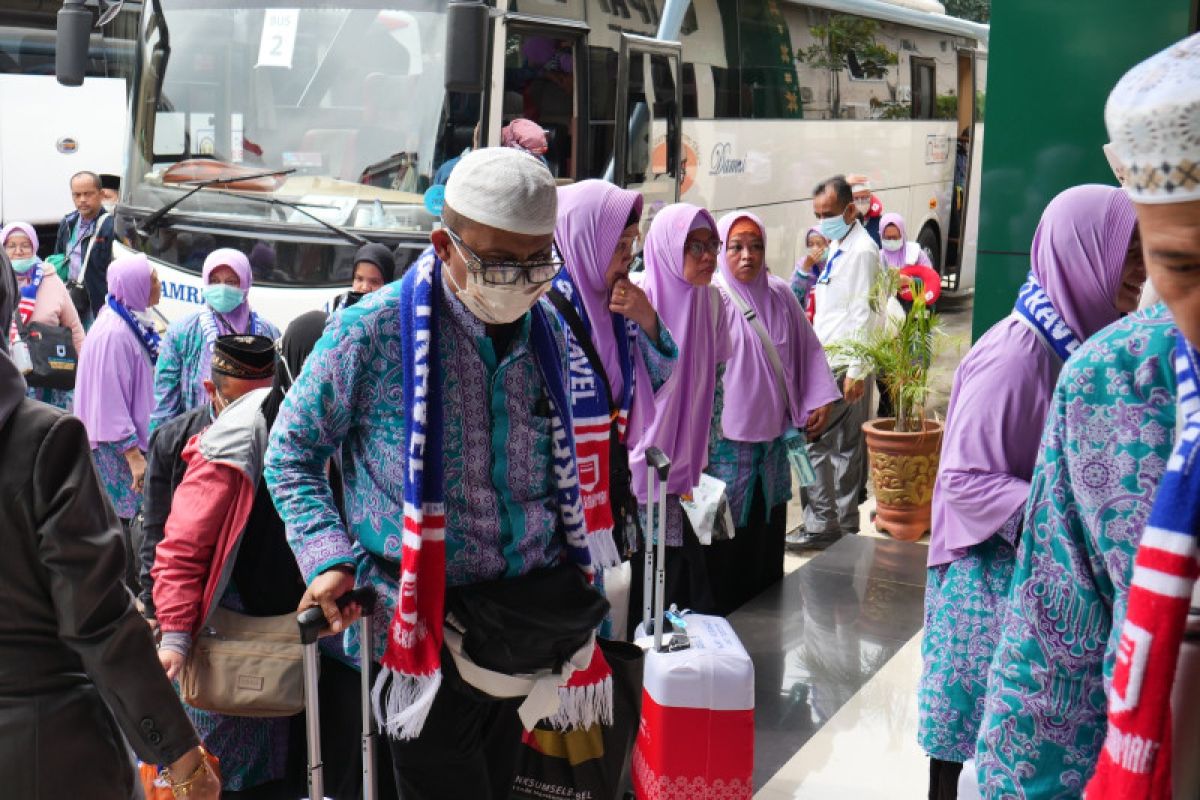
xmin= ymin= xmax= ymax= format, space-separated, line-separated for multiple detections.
xmin=498 ymin=16 xmax=589 ymax=181
xmin=613 ymin=33 xmax=683 ymax=229
xmin=943 ymin=48 xmax=978 ymax=289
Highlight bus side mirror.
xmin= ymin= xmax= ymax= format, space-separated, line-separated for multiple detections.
xmin=57 ymin=0 xmax=95 ymax=87
xmin=445 ymin=1 xmax=489 ymax=94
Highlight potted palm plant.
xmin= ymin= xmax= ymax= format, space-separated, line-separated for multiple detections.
xmin=828 ymin=269 xmax=944 ymax=541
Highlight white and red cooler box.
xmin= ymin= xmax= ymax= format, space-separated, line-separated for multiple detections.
xmin=632 ymin=614 xmax=755 ymax=799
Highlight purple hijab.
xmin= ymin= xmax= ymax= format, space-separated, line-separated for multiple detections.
xmin=716 ymin=211 xmax=840 ymax=441
xmin=630 ymin=203 xmax=722 ymax=498
xmin=2 ymin=222 xmax=41 ymax=285
xmin=203 ymin=248 xmax=254 ymax=332
xmin=75 ymin=254 xmax=157 ymax=450
xmin=929 ymin=184 xmax=1137 ymax=566
xmin=555 ymin=180 xmax=655 ymax=441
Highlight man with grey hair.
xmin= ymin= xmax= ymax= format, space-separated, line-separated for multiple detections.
xmin=267 ymin=147 xmax=610 ymax=799
xmin=53 ymin=169 xmax=115 ymax=319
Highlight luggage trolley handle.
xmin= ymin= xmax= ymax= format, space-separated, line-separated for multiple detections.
xmin=642 ymin=447 xmax=671 ymax=652
xmin=297 ymin=587 xmax=379 ymax=800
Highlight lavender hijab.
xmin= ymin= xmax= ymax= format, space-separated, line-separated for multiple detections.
xmin=716 ymin=211 xmax=839 ymax=441
xmin=629 ymin=203 xmax=722 ymax=499
xmin=0 ymin=252 xmax=26 ymax=430
xmin=555 ymin=180 xmax=656 ymax=440
xmin=203 ymin=248 xmax=254 ymax=333
xmin=75 ymin=254 xmax=157 ymax=451
xmin=929 ymin=184 xmax=1137 ymax=566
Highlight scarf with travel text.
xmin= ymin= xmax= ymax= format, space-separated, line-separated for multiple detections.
xmin=375 ymin=249 xmax=611 ymax=740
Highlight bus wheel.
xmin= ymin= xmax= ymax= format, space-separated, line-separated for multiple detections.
xmin=917 ymin=224 xmax=941 ymax=272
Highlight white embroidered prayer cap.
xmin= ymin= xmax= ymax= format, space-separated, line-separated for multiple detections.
xmin=443 ymin=147 xmax=558 ymax=235
xmin=1104 ymin=31 xmax=1200 ymax=204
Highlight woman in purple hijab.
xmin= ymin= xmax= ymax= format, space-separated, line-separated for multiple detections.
xmin=626 ymin=202 xmax=726 ymax=623
xmin=75 ymin=253 xmax=164 ymax=522
xmin=150 ymin=247 xmax=280 ymax=431
xmin=917 ymin=184 xmax=1147 ymax=795
xmin=550 ymin=180 xmax=679 ymax=571
xmin=704 ymin=211 xmax=840 ymax=614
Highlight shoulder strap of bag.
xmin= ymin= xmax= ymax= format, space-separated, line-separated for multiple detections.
xmin=717 ymin=278 xmax=790 ymax=411
xmin=77 ymin=212 xmax=110 ymax=286
xmin=546 ymin=287 xmax=615 ymax=411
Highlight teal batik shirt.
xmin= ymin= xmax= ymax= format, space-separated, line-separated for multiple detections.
xmin=975 ymin=305 xmax=1179 ymax=798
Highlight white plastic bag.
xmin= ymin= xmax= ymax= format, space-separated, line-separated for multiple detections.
xmin=680 ymin=473 xmax=735 ymax=545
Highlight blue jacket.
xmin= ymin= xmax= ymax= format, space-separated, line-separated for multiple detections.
xmin=54 ymin=210 xmax=115 ymax=315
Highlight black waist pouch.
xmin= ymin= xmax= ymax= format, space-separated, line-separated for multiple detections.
xmin=446 ymin=564 xmax=610 ymax=675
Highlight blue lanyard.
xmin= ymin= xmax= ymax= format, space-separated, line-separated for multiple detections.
xmin=816 ymin=249 xmax=843 ymax=285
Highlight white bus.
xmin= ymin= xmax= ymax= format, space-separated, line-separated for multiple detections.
xmin=3 ymin=1 xmax=136 ymax=247
xmin=71 ymin=0 xmax=986 ymax=325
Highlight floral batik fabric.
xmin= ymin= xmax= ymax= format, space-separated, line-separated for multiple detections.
xmin=975 ymin=305 xmax=1179 ymax=798
xmin=92 ymin=434 xmax=142 ymax=519
xmin=918 ymin=514 xmax=1020 ymax=763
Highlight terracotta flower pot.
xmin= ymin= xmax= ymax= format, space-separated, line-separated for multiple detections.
xmin=862 ymin=418 xmax=944 ymax=542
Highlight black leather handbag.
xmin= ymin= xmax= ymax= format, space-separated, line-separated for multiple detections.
xmin=14 ymin=316 xmax=77 ymax=391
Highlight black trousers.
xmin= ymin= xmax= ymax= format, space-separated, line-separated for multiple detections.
xmin=387 ymin=652 xmax=524 ymax=800
xmin=928 ymin=758 xmax=963 ymax=800
xmin=704 ymin=484 xmax=788 ymax=616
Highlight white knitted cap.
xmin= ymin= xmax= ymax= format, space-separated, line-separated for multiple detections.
xmin=1105 ymin=32 xmax=1200 ymax=204
xmin=443 ymin=147 xmax=558 ymax=235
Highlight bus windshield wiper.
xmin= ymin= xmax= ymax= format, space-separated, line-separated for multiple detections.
xmin=138 ymin=167 xmax=297 ymax=235
xmin=201 ymin=188 xmax=370 ymax=246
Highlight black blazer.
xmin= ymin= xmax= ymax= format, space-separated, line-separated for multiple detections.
xmin=0 ymin=399 xmax=199 ymax=798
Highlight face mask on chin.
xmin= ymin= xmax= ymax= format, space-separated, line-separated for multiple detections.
xmin=444 ymin=264 xmax=548 ymax=325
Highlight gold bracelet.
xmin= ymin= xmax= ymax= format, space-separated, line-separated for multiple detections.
xmin=160 ymin=747 xmax=213 ymax=797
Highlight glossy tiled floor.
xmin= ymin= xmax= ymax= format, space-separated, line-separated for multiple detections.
xmin=728 ymin=534 xmax=929 ymax=795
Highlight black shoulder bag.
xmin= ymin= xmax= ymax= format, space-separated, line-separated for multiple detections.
xmin=13 ymin=312 xmax=78 ymax=391
xmin=545 ymin=287 xmax=643 ymax=558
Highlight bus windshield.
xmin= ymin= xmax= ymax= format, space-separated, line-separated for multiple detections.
xmin=129 ymin=0 xmax=449 ymax=234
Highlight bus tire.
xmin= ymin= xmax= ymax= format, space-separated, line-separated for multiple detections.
xmin=917 ymin=223 xmax=941 ymax=272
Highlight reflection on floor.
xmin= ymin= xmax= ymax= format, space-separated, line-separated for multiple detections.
xmin=728 ymin=534 xmax=928 ymax=795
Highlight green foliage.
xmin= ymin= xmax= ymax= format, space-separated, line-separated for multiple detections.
xmin=943 ymin=0 xmax=990 ymax=23
xmin=935 ymin=92 xmax=958 ymax=120
xmin=826 ymin=270 xmax=946 ymax=433
xmin=796 ymin=14 xmax=898 ymax=72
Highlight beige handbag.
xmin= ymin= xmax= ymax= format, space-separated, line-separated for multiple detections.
xmin=179 ymin=605 xmax=306 ymax=717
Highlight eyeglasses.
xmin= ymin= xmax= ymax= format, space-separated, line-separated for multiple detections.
xmin=684 ymin=239 xmax=722 ymax=258
xmin=725 ymin=241 xmax=764 ymax=254
xmin=445 ymin=228 xmax=563 ymax=286
xmin=3 ymin=241 xmax=33 ymax=255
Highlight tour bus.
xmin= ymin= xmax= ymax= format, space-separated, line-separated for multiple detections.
xmin=3 ymin=1 xmax=136 ymax=247
xmin=60 ymin=0 xmax=987 ymax=326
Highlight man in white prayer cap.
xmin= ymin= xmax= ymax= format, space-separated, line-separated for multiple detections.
xmin=972 ymin=32 xmax=1200 ymax=800
xmin=266 ymin=148 xmax=610 ymax=799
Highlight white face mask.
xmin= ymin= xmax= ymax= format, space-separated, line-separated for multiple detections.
xmin=854 ymin=198 xmax=871 ymax=215
xmin=881 ymin=238 xmax=904 ymax=252
xmin=102 ymin=201 xmax=117 ymax=214
xmin=444 ymin=265 xmax=548 ymax=325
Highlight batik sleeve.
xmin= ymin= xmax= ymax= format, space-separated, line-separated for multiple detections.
xmin=264 ymin=310 xmax=369 ymax=583
xmin=636 ymin=315 xmax=678 ymax=393
xmin=150 ymin=324 xmax=186 ymax=434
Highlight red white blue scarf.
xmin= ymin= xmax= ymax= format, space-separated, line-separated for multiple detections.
xmin=375 ymin=249 xmax=611 ymax=740
xmin=8 ymin=265 xmax=43 ymax=345
xmin=549 ymin=271 xmax=637 ymax=568
xmin=1088 ymin=336 xmax=1200 ymax=798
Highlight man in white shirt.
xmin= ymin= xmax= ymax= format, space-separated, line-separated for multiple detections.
xmin=792 ymin=174 xmax=881 ymax=549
